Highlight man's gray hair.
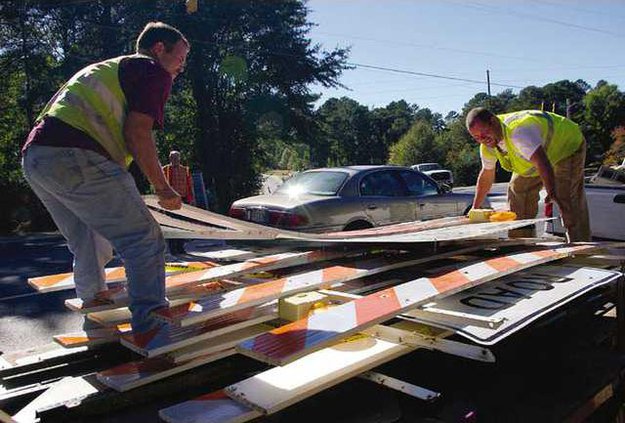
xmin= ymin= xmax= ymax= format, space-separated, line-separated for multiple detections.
xmin=465 ymin=107 xmax=496 ymax=131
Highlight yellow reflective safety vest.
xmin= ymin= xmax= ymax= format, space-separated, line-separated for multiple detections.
xmin=480 ymin=110 xmax=583 ymax=176
xmin=37 ymin=55 xmax=147 ymax=167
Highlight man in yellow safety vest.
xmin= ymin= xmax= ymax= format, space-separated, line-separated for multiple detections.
xmin=22 ymin=22 xmax=190 ymax=333
xmin=466 ymin=107 xmax=590 ymax=242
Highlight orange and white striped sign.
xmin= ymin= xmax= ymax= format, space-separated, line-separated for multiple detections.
xmin=29 ymin=267 xmax=127 ymax=293
xmin=237 ymin=244 xmax=596 ymax=366
xmin=28 ymin=261 xmax=218 ymax=293
xmin=120 ymin=305 xmax=277 ymax=358
xmin=81 ymin=250 xmax=349 ymax=307
xmin=152 ymin=253 xmax=422 ymax=327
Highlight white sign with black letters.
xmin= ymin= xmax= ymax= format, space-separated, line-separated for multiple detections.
xmin=408 ymin=265 xmax=621 ymax=345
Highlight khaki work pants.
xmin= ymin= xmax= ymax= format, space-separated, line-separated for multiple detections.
xmin=507 ymin=141 xmax=591 ymax=241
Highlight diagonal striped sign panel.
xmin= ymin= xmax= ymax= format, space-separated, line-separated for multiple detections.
xmin=152 ymin=253 xmax=437 ymax=328
xmin=237 ymin=244 xmax=596 ymax=366
xmin=88 ymin=249 xmax=350 ymax=307
xmin=29 ymin=267 xmax=127 ymax=293
xmin=121 ymin=304 xmax=277 ymax=358
xmin=28 ymin=261 xmax=218 ymax=293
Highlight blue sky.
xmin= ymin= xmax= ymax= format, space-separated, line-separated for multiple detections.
xmin=307 ymin=0 xmax=625 ymax=115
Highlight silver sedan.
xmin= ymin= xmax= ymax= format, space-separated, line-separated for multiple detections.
xmin=229 ymin=165 xmax=484 ymax=233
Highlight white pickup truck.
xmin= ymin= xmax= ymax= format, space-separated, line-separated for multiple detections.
xmin=411 ymin=163 xmax=454 ymax=189
xmin=548 ymin=182 xmax=625 ymax=240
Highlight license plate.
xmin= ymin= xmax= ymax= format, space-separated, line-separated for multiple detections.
xmin=247 ymin=208 xmax=269 ymax=223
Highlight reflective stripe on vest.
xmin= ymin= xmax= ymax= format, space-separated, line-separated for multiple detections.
xmin=38 ymin=55 xmax=136 ymax=167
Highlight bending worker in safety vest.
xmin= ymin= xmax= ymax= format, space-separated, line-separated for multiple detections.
xmin=466 ymin=107 xmax=590 ymax=242
xmin=21 ymin=22 xmax=190 ymax=334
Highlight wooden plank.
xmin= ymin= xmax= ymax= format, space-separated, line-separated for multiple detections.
xmin=237 ymin=244 xmax=596 ymax=366
xmin=166 ymin=324 xmax=273 ymax=364
xmin=28 ymin=261 xmax=218 ymax=293
xmin=87 ymin=308 xmax=132 ymax=327
xmin=151 ymin=211 xmax=277 ymax=240
xmin=145 ymin=195 xmax=281 ymax=234
xmin=231 ymin=333 xmax=412 ymax=414
xmin=97 ymin=349 xmax=234 ymax=392
xmin=53 ymin=324 xmax=132 ymax=348
xmin=120 ymin=304 xmax=277 ymax=357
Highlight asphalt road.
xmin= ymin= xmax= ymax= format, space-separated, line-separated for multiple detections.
xmin=0 ymin=234 xmax=87 ymax=353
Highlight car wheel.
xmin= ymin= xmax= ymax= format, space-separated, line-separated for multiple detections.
xmin=343 ymin=220 xmax=374 ymax=231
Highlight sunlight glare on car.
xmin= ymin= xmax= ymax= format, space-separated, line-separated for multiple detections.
xmin=285 ymin=184 xmax=306 ymax=198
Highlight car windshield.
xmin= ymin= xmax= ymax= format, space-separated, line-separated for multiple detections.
xmin=276 ymin=171 xmax=348 ymax=196
xmin=419 ymin=163 xmax=441 ymax=172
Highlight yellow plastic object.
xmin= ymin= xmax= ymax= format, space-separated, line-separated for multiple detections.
xmin=468 ymin=208 xmax=494 ymax=222
xmin=279 ymin=292 xmax=328 ymax=321
xmin=489 ymin=211 xmax=517 ymax=222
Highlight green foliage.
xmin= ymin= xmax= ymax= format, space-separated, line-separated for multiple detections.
xmin=582 ymin=81 xmax=625 ymax=161
xmin=441 ymin=120 xmax=483 ymax=186
xmin=462 ymin=89 xmax=517 ymax=116
xmin=388 ymin=120 xmax=442 ymax=166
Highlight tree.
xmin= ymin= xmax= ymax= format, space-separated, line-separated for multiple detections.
xmin=388 ymin=120 xmax=442 ymax=166
xmin=462 ymin=89 xmax=517 ymax=116
xmin=510 ymin=80 xmax=588 ymax=118
xmin=440 ymin=120 xmax=483 ymax=187
xmin=581 ymin=81 xmax=625 ymax=161
xmin=606 ymin=127 xmax=625 ymax=166
xmin=369 ymin=100 xmax=417 ymax=163
xmin=163 ymin=0 xmax=349 ymax=210
xmin=315 ymin=97 xmax=373 ymax=166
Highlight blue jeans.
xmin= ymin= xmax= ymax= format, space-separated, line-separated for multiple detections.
xmin=22 ymin=146 xmax=167 ymax=332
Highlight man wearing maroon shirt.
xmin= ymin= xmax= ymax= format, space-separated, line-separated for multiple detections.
xmin=21 ymin=22 xmax=189 ymax=333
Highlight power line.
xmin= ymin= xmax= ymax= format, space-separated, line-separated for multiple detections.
xmin=347 ymin=62 xmax=524 ymax=89
xmin=448 ymin=0 xmax=625 ymax=39
xmin=526 ymin=0 xmax=625 ymax=22
xmin=314 ymin=31 xmax=548 ymax=64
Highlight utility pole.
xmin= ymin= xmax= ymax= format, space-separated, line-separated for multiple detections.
xmin=486 ymin=69 xmax=491 ymax=96
xmin=566 ymin=98 xmax=572 ymax=119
